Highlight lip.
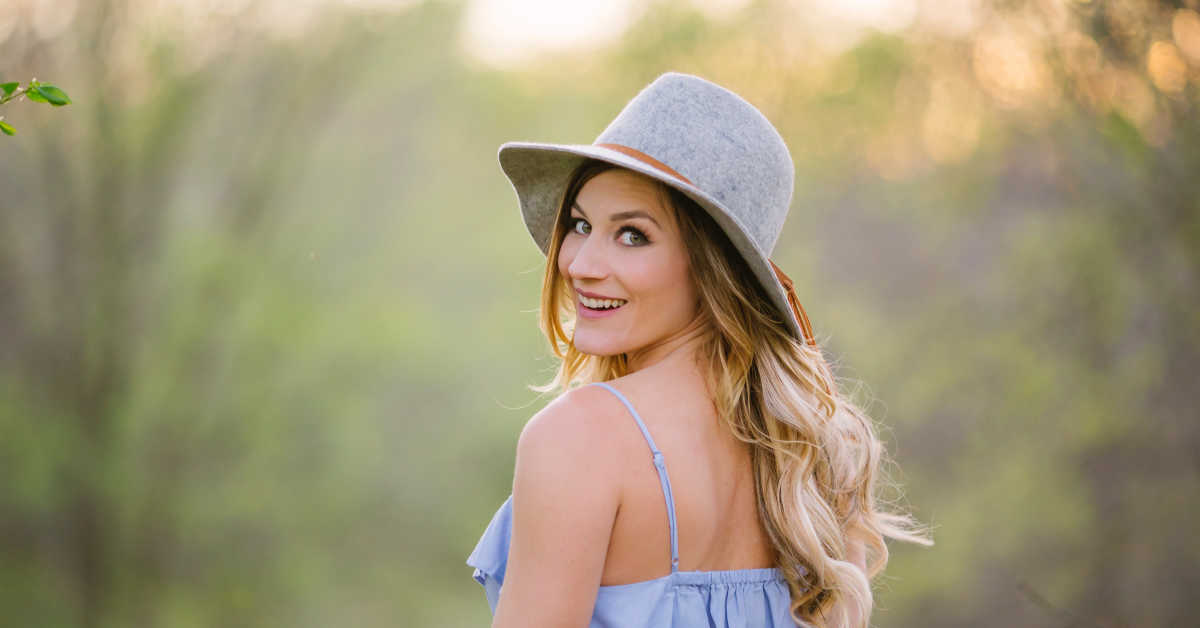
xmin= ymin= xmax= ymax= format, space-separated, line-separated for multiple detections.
xmin=575 ymin=288 xmax=625 ymax=300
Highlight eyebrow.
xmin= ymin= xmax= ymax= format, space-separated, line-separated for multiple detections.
xmin=571 ymin=202 xmax=662 ymax=229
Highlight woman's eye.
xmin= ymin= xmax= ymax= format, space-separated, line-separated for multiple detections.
xmin=569 ymin=218 xmax=590 ymax=235
xmin=618 ymin=228 xmax=648 ymax=246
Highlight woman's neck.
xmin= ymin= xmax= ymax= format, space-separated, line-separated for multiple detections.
xmin=625 ymin=315 xmax=708 ymax=374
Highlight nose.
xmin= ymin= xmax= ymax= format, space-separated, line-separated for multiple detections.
xmin=562 ymin=230 xmax=609 ymax=281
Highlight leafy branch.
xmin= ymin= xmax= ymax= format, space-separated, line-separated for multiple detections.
xmin=0 ymin=78 xmax=72 ymax=136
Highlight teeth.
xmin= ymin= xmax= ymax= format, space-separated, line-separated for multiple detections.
xmin=580 ymin=294 xmax=627 ymax=310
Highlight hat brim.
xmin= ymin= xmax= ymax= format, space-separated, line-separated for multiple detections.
xmin=497 ymin=141 xmax=805 ymax=342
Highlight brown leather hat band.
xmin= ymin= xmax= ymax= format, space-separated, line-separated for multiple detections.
xmin=768 ymin=260 xmax=818 ymax=349
xmin=594 ymin=142 xmax=695 ymax=186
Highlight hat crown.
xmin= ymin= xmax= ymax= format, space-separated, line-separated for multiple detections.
xmin=593 ymin=72 xmax=794 ymax=255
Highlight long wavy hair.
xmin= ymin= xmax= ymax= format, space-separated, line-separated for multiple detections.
xmin=531 ymin=159 xmax=933 ymax=628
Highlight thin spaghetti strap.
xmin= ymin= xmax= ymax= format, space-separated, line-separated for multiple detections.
xmin=589 ymin=382 xmax=680 ymax=573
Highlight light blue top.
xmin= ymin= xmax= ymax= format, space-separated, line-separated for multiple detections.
xmin=467 ymin=381 xmax=810 ymax=627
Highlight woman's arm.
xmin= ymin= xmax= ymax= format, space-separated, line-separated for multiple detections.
xmin=492 ymin=389 xmax=623 ymax=628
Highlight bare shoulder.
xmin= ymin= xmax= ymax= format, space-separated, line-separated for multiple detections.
xmin=514 ymin=385 xmax=631 ymax=488
xmin=520 ymin=385 xmax=625 ymax=451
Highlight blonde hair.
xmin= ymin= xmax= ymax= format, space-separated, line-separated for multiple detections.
xmin=532 ymin=159 xmax=933 ymax=627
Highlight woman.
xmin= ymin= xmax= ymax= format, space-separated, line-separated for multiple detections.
xmin=467 ymin=72 xmax=932 ymax=628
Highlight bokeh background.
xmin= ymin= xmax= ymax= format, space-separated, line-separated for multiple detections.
xmin=2 ymin=0 xmax=1198 ymax=626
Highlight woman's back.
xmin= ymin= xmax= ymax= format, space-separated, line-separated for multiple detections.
xmin=596 ymin=364 xmax=778 ymax=584
xmin=468 ymin=360 xmax=811 ymax=626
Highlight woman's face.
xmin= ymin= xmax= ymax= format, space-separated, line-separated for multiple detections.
xmin=557 ymin=168 xmax=701 ymax=360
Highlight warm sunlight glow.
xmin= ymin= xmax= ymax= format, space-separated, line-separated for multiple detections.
xmin=459 ymin=0 xmax=641 ymax=69
xmin=1147 ymin=40 xmax=1188 ymax=94
xmin=973 ymin=26 xmax=1050 ymax=107
xmin=457 ymin=0 xmax=973 ymax=68
xmin=1173 ymin=9 xmax=1200 ymax=64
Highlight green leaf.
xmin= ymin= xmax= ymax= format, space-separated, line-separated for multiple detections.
xmin=25 ymin=89 xmax=47 ymax=103
xmin=0 ymin=82 xmax=17 ymax=97
xmin=33 ymin=84 xmax=70 ymax=106
xmin=0 ymin=120 xmax=15 ymax=135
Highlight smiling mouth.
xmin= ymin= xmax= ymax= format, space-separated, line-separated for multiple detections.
xmin=578 ymin=294 xmax=628 ymax=311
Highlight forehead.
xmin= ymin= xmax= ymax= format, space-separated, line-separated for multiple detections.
xmin=573 ymin=168 xmax=675 ymax=223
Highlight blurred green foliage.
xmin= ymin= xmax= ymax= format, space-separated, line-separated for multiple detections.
xmin=1 ymin=0 xmax=1197 ymax=626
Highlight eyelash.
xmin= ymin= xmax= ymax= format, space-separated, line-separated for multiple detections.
xmin=567 ymin=217 xmax=651 ymax=246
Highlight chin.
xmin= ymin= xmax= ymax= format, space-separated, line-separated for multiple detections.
xmin=571 ymin=332 xmax=633 ymax=357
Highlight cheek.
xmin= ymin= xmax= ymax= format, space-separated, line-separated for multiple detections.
xmin=673 ymin=269 xmax=699 ymax=312
xmin=636 ymin=254 xmax=694 ymax=304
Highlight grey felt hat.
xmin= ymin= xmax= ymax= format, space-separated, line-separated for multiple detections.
xmin=497 ymin=71 xmax=817 ymax=346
